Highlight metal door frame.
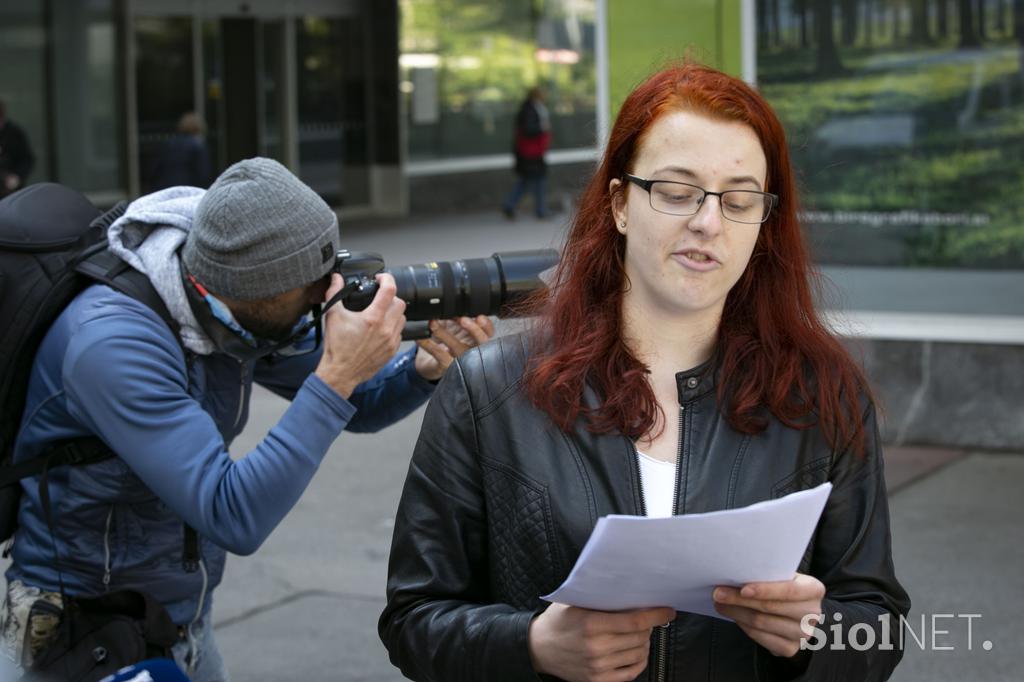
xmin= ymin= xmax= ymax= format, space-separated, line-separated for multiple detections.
xmin=124 ymin=0 xmax=364 ymax=203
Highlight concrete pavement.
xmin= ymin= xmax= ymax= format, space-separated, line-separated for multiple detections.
xmin=888 ymin=453 xmax=1024 ymax=682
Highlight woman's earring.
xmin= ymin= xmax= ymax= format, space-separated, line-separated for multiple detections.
xmin=618 ymin=221 xmax=626 ymax=232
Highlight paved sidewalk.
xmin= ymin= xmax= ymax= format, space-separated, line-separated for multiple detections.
xmin=887 ymin=452 xmax=1024 ymax=682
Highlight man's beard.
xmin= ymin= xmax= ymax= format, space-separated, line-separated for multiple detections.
xmin=233 ymin=305 xmax=305 ymax=342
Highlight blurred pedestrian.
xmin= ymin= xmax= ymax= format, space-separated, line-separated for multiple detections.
xmin=0 ymin=99 xmax=35 ymax=200
xmin=502 ymin=87 xmax=551 ymax=219
xmin=151 ymin=111 xmax=211 ymax=191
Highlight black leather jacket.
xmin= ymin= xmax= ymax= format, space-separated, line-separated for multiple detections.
xmin=380 ymin=335 xmax=911 ymax=681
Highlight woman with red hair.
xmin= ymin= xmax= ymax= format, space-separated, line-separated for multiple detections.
xmin=380 ymin=64 xmax=910 ymax=682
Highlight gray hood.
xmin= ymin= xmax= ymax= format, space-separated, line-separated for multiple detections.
xmin=106 ymin=186 xmax=215 ymax=355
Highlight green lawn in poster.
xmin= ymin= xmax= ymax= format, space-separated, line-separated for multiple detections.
xmin=758 ymin=2 xmax=1023 ymax=270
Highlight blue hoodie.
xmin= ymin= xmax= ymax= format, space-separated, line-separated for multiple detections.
xmin=6 ymin=192 xmax=435 ymax=626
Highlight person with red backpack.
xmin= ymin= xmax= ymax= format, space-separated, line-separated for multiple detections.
xmin=501 ymin=87 xmax=552 ymax=220
xmin=0 ymin=158 xmax=492 ymax=680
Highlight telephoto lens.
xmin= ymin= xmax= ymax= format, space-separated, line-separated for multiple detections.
xmin=335 ymin=249 xmax=559 ymax=321
xmin=391 ymin=250 xmax=558 ymax=320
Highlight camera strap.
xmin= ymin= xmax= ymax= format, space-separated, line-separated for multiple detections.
xmin=320 ymin=280 xmax=360 ymax=314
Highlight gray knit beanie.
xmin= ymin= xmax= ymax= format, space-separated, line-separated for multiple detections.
xmin=183 ymin=157 xmax=339 ymax=300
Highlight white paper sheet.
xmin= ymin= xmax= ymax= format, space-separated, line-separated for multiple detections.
xmin=542 ymin=482 xmax=832 ymax=619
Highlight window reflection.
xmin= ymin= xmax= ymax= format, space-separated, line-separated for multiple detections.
xmin=135 ymin=16 xmax=195 ymax=194
xmin=0 ymin=2 xmax=48 ymax=184
xmin=400 ymin=0 xmax=597 ymax=160
xmin=52 ymin=0 xmax=123 ymax=194
xmin=296 ymin=15 xmax=370 ymax=207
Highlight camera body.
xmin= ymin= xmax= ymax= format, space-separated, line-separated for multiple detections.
xmin=331 ymin=250 xmax=388 ymax=312
xmin=331 ymin=248 xmax=558 ymax=322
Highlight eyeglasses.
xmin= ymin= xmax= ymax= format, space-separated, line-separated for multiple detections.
xmin=624 ymin=173 xmax=777 ymax=225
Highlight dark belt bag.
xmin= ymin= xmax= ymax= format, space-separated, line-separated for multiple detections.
xmin=18 ymin=441 xmax=198 ymax=681
xmin=29 ymin=589 xmax=180 ymax=682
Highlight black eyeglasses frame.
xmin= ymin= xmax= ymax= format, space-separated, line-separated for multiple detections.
xmin=623 ymin=173 xmax=778 ymax=225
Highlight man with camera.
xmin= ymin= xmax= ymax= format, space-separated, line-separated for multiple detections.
xmin=0 ymin=158 xmax=492 ymax=680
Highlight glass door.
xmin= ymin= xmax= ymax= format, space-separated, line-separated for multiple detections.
xmin=133 ymin=10 xmax=289 ymax=191
xmin=130 ymin=1 xmax=371 ymax=208
xmin=294 ymin=14 xmax=370 ymax=207
xmin=133 ymin=16 xmax=197 ymax=193
xmin=259 ymin=19 xmax=288 ymax=162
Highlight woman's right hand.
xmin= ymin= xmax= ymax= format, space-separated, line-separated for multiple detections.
xmin=528 ymin=603 xmax=676 ymax=682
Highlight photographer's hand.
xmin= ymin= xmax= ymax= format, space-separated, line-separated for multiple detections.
xmin=315 ymin=273 xmax=406 ymax=399
xmin=414 ymin=315 xmax=495 ymax=381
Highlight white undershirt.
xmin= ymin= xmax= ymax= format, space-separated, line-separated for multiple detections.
xmin=636 ymin=450 xmax=677 ymax=518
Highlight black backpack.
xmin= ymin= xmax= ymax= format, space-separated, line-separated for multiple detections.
xmin=0 ymin=185 xmax=203 ymax=678
xmin=0 ymin=183 xmax=187 ymax=545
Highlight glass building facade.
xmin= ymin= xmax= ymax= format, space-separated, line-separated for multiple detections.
xmin=51 ymin=1 xmax=125 ymax=197
xmin=399 ymin=0 xmax=597 ymax=161
xmin=0 ymin=0 xmax=599 ymax=212
xmin=2 ymin=0 xmax=1021 ymax=316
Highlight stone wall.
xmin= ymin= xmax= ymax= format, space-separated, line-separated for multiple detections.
xmin=843 ymin=338 xmax=1024 ymax=451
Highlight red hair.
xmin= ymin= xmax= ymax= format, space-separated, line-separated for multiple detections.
xmin=524 ymin=63 xmax=870 ymax=453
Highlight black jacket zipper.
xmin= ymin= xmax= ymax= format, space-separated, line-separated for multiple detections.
xmin=635 ymin=403 xmax=686 ymax=682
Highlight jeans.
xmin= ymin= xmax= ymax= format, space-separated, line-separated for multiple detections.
xmin=503 ymin=174 xmax=548 ymax=217
xmin=172 ymin=617 xmax=230 ymax=682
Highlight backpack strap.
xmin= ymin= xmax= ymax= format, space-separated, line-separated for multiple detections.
xmin=0 ymin=438 xmax=110 ymax=489
xmin=75 ymin=249 xmax=182 ymax=340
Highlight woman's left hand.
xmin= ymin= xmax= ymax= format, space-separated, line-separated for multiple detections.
xmin=414 ymin=315 xmax=495 ymax=381
xmin=712 ymin=573 xmax=825 ymax=658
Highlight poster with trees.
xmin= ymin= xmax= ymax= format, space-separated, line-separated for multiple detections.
xmin=758 ymin=0 xmax=1024 ymax=268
